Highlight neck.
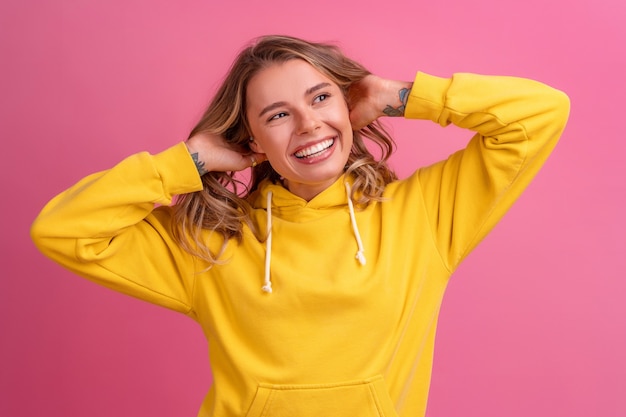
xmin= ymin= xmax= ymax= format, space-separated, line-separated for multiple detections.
xmin=282 ymin=174 xmax=346 ymax=201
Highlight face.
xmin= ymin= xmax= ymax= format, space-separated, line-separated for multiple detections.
xmin=246 ymin=59 xmax=353 ymax=201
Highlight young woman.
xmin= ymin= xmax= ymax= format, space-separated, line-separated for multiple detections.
xmin=31 ymin=35 xmax=570 ymax=417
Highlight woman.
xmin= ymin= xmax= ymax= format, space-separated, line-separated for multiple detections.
xmin=31 ymin=35 xmax=570 ymax=416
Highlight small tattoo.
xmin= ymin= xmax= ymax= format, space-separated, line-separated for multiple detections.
xmin=190 ymin=152 xmax=208 ymax=175
xmin=399 ymin=87 xmax=410 ymax=106
xmin=383 ymin=105 xmax=404 ymax=117
xmin=383 ymin=86 xmax=411 ymax=117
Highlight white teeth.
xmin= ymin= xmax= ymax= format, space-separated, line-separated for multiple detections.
xmin=294 ymin=138 xmax=334 ymax=158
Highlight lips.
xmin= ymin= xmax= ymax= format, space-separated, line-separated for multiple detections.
xmin=293 ymin=138 xmax=335 ymax=159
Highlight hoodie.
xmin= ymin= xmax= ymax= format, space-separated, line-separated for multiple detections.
xmin=31 ymin=72 xmax=570 ymax=416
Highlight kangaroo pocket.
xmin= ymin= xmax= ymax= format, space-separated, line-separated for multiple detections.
xmin=245 ymin=375 xmax=398 ymax=417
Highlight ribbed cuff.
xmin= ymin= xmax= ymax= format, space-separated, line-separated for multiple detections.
xmin=404 ymin=72 xmax=452 ymax=125
xmin=153 ymin=142 xmax=203 ymax=202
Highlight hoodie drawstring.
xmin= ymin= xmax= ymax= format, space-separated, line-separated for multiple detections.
xmin=262 ymin=191 xmax=274 ymax=294
xmin=261 ymin=184 xmax=367 ymax=294
xmin=345 ymin=182 xmax=367 ymax=266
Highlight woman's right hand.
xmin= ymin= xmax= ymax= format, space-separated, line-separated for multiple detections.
xmin=185 ymin=132 xmax=267 ymax=175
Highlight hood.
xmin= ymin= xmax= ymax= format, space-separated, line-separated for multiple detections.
xmin=250 ymin=174 xmax=353 ymax=222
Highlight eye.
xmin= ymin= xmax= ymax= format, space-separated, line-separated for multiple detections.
xmin=314 ymin=93 xmax=329 ymax=103
xmin=269 ymin=112 xmax=288 ymax=121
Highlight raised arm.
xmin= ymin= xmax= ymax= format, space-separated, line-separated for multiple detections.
xmin=31 ymin=143 xmax=206 ymax=314
xmin=406 ymin=72 xmax=570 ymax=270
xmin=349 ymin=71 xmax=569 ymax=271
xmin=31 ymin=117 xmax=269 ymax=313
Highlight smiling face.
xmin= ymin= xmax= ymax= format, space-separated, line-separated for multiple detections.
xmin=246 ymin=59 xmax=354 ymax=201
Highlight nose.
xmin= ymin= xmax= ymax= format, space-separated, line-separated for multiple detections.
xmin=295 ymin=108 xmax=321 ymax=135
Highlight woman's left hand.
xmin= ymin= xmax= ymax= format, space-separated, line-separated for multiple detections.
xmin=348 ymin=74 xmax=413 ymax=130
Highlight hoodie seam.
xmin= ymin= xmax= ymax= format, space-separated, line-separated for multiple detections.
xmin=412 ymin=176 xmax=454 ymax=275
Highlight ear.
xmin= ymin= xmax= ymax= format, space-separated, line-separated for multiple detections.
xmin=249 ymin=137 xmax=265 ymax=154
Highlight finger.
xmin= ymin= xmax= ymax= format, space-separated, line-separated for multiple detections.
xmin=247 ymin=152 xmax=267 ymax=168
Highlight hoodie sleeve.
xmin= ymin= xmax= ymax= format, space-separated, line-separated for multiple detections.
xmin=30 ymin=142 xmax=204 ymax=315
xmin=403 ymin=72 xmax=570 ymax=271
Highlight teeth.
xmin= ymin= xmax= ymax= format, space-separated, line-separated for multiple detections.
xmin=294 ymin=138 xmax=334 ymax=158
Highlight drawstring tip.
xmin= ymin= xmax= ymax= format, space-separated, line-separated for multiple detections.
xmin=356 ymin=251 xmax=366 ymax=265
xmin=261 ymin=284 xmax=273 ymax=294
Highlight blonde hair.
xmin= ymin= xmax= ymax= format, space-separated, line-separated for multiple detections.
xmin=172 ymin=35 xmax=397 ymax=263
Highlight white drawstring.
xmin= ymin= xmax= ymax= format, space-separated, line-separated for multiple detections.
xmin=345 ymin=182 xmax=367 ymax=265
xmin=261 ymin=184 xmax=365 ymax=294
xmin=262 ymin=191 xmax=273 ymax=293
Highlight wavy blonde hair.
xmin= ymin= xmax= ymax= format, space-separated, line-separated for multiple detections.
xmin=172 ymin=35 xmax=397 ymax=263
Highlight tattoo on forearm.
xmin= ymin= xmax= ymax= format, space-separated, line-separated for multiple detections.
xmin=383 ymin=86 xmax=412 ymax=117
xmin=190 ymin=152 xmax=208 ymax=175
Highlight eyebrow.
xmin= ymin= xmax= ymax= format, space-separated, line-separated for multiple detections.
xmin=305 ymin=82 xmax=331 ymax=96
xmin=258 ymin=82 xmax=332 ymax=118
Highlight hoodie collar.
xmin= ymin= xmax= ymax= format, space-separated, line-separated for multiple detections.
xmin=250 ymin=174 xmax=353 ymax=221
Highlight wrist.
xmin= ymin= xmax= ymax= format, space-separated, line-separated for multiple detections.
xmin=382 ymin=80 xmax=413 ymax=117
xmin=185 ymin=140 xmax=209 ymax=176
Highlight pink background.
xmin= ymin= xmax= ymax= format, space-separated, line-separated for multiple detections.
xmin=1 ymin=0 xmax=625 ymax=416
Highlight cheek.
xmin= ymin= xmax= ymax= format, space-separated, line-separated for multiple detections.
xmin=252 ymin=130 xmax=290 ymax=157
xmin=329 ymin=102 xmax=351 ymax=127
xmin=248 ymin=122 xmax=281 ymax=155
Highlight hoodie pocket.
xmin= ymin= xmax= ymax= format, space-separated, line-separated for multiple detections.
xmin=245 ymin=375 xmax=398 ymax=417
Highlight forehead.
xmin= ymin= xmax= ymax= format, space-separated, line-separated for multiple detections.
xmin=246 ymin=59 xmax=337 ymax=107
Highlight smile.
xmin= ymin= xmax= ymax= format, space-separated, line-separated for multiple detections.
xmin=294 ymin=138 xmax=335 ymax=159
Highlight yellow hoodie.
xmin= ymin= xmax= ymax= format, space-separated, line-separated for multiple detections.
xmin=31 ymin=72 xmax=570 ymax=417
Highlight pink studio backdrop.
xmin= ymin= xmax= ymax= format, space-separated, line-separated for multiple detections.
xmin=1 ymin=0 xmax=624 ymax=416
